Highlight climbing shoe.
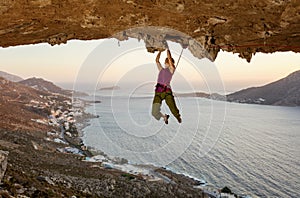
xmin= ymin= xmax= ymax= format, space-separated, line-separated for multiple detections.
xmin=177 ymin=116 xmax=182 ymax=124
xmin=164 ymin=114 xmax=170 ymax=124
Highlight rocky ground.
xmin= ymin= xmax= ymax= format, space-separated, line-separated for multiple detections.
xmin=0 ymin=122 xmax=208 ymax=198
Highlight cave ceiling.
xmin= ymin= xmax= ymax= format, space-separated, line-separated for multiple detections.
xmin=0 ymin=0 xmax=299 ymax=62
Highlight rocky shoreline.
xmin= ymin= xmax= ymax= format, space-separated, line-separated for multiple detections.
xmin=67 ymin=98 xmax=246 ymax=198
xmin=0 ymin=91 xmax=245 ymax=198
xmin=0 ymin=95 xmax=210 ymax=197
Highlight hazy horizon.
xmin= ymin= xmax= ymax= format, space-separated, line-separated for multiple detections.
xmin=0 ymin=38 xmax=299 ymax=93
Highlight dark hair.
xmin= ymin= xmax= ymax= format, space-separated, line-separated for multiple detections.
xmin=165 ymin=58 xmax=175 ymax=64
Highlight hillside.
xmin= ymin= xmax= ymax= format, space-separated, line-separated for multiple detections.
xmin=0 ymin=71 xmax=23 ymax=82
xmin=227 ymin=70 xmax=300 ymax=106
xmin=0 ymin=77 xmax=70 ymax=131
xmin=0 ymin=77 xmax=51 ymax=131
xmin=19 ymin=77 xmax=72 ymax=96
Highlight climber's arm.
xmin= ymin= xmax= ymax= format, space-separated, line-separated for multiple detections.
xmin=167 ymin=49 xmax=175 ymax=74
xmin=156 ymin=51 xmax=163 ymax=71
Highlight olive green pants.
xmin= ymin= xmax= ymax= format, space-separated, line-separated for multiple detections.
xmin=152 ymin=91 xmax=180 ymax=120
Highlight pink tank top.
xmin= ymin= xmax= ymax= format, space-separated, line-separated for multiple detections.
xmin=157 ymin=68 xmax=173 ymax=86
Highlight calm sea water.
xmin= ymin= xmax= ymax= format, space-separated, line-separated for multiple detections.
xmin=82 ymin=94 xmax=300 ymax=197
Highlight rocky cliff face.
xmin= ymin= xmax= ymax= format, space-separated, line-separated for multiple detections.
xmin=0 ymin=0 xmax=299 ymax=62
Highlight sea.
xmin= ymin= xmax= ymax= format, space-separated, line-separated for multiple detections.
xmin=80 ymin=90 xmax=300 ymax=198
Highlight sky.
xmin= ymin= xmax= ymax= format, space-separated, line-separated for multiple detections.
xmin=0 ymin=38 xmax=299 ymax=93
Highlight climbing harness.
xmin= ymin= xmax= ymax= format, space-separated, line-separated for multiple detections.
xmin=155 ymin=83 xmax=172 ymax=93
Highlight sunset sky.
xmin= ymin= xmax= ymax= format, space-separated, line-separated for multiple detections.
xmin=0 ymin=39 xmax=299 ymax=93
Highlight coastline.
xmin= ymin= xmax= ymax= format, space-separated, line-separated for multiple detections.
xmin=0 ymin=91 xmax=250 ymax=197
xmin=69 ymin=99 xmax=215 ymax=193
xmin=55 ymin=97 xmax=215 ymax=197
xmin=0 ymin=94 xmax=209 ymax=197
xmin=71 ymin=100 xmax=203 ymax=184
xmin=75 ymin=98 xmax=249 ymax=198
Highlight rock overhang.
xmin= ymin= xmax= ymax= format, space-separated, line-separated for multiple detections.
xmin=0 ymin=0 xmax=299 ymax=62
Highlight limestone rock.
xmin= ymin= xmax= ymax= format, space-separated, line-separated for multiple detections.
xmin=0 ymin=150 xmax=9 ymax=183
xmin=0 ymin=0 xmax=299 ymax=62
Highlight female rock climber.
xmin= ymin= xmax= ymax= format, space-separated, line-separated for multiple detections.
xmin=151 ymin=49 xmax=182 ymax=124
